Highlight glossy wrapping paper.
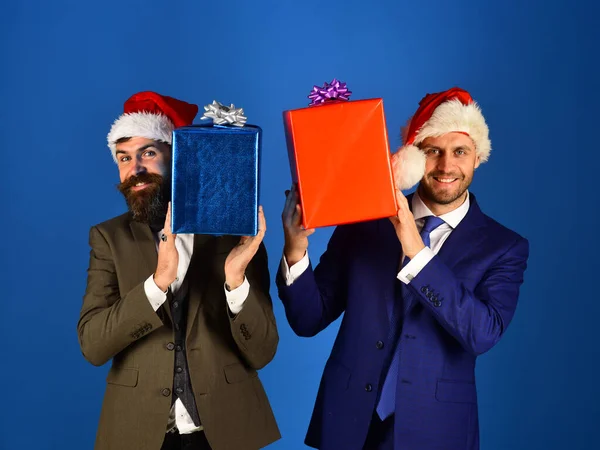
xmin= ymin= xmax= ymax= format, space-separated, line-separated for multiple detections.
xmin=283 ymin=98 xmax=397 ymax=229
xmin=171 ymin=124 xmax=261 ymax=236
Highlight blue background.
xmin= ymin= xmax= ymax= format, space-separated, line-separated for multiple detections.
xmin=1 ymin=1 xmax=598 ymax=449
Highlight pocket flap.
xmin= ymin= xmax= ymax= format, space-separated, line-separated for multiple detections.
xmin=435 ymin=379 xmax=476 ymax=403
xmin=106 ymin=368 xmax=138 ymax=387
xmin=224 ymin=363 xmax=256 ymax=384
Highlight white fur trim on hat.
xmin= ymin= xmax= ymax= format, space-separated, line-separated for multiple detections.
xmin=391 ymin=144 xmax=427 ymax=190
xmin=413 ymin=99 xmax=491 ymax=163
xmin=107 ymin=112 xmax=174 ymax=163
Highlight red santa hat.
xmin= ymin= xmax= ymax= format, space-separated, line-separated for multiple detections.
xmin=107 ymin=91 xmax=198 ymax=163
xmin=392 ymin=87 xmax=491 ymax=190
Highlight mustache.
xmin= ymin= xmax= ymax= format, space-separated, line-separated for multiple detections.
xmin=117 ymin=173 xmax=165 ymax=192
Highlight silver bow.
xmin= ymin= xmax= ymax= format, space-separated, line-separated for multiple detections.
xmin=201 ymin=100 xmax=247 ymax=127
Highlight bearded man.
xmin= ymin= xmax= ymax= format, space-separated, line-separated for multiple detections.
xmin=78 ymin=91 xmax=280 ymax=450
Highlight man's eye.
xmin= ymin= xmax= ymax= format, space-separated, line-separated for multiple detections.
xmin=425 ymin=148 xmax=439 ymax=155
xmin=455 ymin=149 xmax=465 ymax=156
xmin=143 ymin=150 xmax=156 ymax=157
xmin=120 ymin=156 xmax=131 ymax=163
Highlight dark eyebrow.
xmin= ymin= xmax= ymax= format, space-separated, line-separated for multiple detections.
xmin=115 ymin=144 xmax=157 ymax=156
xmin=136 ymin=144 xmax=157 ymax=153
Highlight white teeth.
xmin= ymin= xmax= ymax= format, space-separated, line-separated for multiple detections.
xmin=135 ymin=182 xmax=145 ymax=186
xmin=436 ymin=178 xmax=456 ymax=183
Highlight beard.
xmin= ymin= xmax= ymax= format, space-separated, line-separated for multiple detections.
xmin=117 ymin=173 xmax=170 ymax=230
xmin=418 ymin=170 xmax=473 ymax=206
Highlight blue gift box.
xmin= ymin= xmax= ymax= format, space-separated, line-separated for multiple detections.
xmin=171 ymin=124 xmax=261 ymax=236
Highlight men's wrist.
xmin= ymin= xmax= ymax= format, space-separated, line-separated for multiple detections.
xmin=284 ymin=247 xmax=306 ymax=267
xmin=225 ymin=276 xmax=244 ymax=291
xmin=404 ymin=244 xmax=426 ymax=260
xmin=153 ymin=274 xmax=170 ymax=293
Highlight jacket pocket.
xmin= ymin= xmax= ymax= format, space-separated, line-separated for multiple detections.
xmin=435 ymin=379 xmax=476 ymax=404
xmin=106 ymin=368 xmax=138 ymax=387
xmin=224 ymin=363 xmax=257 ymax=384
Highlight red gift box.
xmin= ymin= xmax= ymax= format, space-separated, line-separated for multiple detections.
xmin=283 ymin=96 xmax=397 ymax=229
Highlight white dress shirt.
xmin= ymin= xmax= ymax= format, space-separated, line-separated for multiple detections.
xmin=143 ymin=231 xmax=250 ymax=434
xmin=281 ymin=191 xmax=470 ymax=286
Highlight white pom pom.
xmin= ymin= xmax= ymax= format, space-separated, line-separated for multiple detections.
xmin=391 ymin=145 xmax=426 ymax=190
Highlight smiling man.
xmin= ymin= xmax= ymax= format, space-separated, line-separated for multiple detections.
xmin=78 ymin=91 xmax=280 ymax=450
xmin=278 ymin=87 xmax=529 ymax=450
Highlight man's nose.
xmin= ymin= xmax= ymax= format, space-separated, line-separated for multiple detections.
xmin=133 ymin=158 xmax=147 ymax=176
xmin=436 ymin=154 xmax=453 ymax=172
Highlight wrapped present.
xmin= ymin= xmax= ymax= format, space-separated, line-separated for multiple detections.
xmin=283 ymin=79 xmax=397 ymax=229
xmin=171 ymin=101 xmax=261 ymax=236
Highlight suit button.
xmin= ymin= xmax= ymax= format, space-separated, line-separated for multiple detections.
xmin=166 ymin=342 xmax=175 ymax=351
xmin=376 ymin=341 xmax=384 ymax=349
xmin=176 ymin=366 xmax=183 ymax=373
xmin=161 ymin=388 xmax=171 ymax=397
xmin=421 ymin=286 xmax=428 ymax=294
xmin=365 ymin=384 xmax=373 ymax=392
xmin=433 ymin=300 xmax=442 ymax=307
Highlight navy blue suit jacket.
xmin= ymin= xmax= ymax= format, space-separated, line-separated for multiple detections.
xmin=276 ymin=193 xmax=529 ymax=450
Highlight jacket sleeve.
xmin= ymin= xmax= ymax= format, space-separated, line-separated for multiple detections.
xmin=408 ymin=236 xmax=529 ymax=356
xmin=77 ymin=226 xmax=165 ymax=366
xmin=228 ymin=242 xmax=279 ymax=370
xmin=276 ymin=225 xmax=352 ymax=337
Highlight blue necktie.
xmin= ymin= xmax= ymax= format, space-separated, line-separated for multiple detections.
xmin=376 ymin=215 xmax=446 ymax=420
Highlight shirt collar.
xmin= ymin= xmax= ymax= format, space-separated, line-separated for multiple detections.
xmin=411 ymin=190 xmax=470 ymax=229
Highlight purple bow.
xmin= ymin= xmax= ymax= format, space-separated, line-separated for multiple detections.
xmin=307 ymin=79 xmax=352 ymax=106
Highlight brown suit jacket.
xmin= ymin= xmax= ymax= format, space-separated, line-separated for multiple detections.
xmin=77 ymin=212 xmax=281 ymax=450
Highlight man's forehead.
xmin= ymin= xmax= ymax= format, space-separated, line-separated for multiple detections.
xmin=422 ymin=133 xmax=475 ymax=149
xmin=115 ymin=137 xmax=164 ymax=153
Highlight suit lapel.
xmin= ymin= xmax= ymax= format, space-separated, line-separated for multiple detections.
xmin=129 ymin=219 xmax=159 ymax=276
xmin=434 ymin=194 xmax=487 ymax=270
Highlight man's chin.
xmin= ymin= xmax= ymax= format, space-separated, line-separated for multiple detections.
xmin=421 ymin=184 xmax=466 ymax=205
xmin=126 ymin=198 xmax=165 ymax=224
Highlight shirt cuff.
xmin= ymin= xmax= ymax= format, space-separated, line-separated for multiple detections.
xmin=144 ymin=275 xmax=168 ymax=311
xmin=224 ymin=277 xmax=250 ymax=314
xmin=398 ymin=247 xmax=435 ymax=284
xmin=280 ymin=251 xmax=310 ymax=286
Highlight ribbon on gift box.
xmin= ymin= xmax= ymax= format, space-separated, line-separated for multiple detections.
xmin=201 ymin=100 xmax=247 ymax=126
xmin=307 ymin=79 xmax=352 ymax=106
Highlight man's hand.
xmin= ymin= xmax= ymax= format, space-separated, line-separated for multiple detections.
xmin=282 ymin=184 xmax=315 ymax=266
xmin=390 ymin=188 xmax=425 ymax=259
xmin=224 ymin=206 xmax=267 ymax=290
xmin=154 ymin=202 xmax=179 ymax=292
